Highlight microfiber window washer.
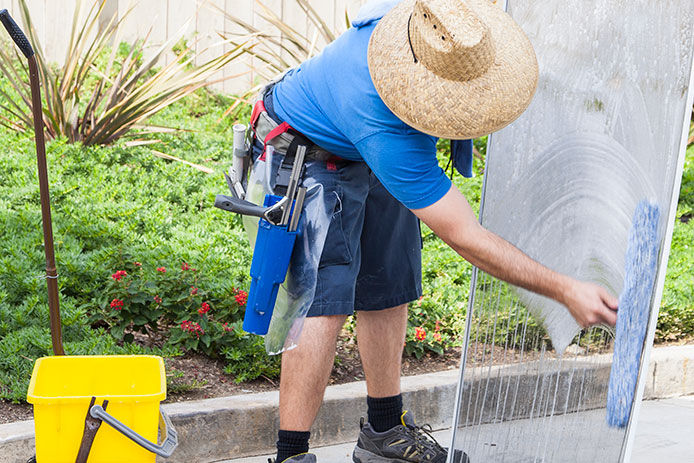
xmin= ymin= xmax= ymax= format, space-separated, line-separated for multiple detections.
xmin=215 ymin=129 xmax=308 ymax=335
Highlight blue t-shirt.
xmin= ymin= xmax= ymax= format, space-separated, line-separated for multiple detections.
xmin=271 ymin=21 xmax=451 ymax=210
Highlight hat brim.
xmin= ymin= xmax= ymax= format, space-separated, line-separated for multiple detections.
xmin=368 ymin=0 xmax=539 ymax=139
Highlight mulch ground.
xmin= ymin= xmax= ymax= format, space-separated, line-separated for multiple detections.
xmin=4 ymin=337 xmax=690 ymax=425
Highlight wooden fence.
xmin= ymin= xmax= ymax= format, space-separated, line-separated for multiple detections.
xmin=3 ymin=0 xmax=367 ymax=94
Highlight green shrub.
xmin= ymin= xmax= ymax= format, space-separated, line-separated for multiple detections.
xmin=0 ymin=89 xmax=255 ymax=401
xmin=220 ymin=324 xmax=281 ymax=382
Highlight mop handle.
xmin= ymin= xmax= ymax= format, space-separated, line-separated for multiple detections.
xmin=0 ymin=9 xmax=65 ymax=356
xmin=0 ymin=10 xmax=34 ymax=58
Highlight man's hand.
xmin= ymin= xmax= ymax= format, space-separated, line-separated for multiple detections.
xmin=561 ymin=280 xmax=619 ymax=328
xmin=413 ymin=185 xmax=619 ymax=329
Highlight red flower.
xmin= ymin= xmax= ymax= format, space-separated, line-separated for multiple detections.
xmin=110 ymin=298 xmax=124 ymax=310
xmin=181 ymin=262 xmax=190 ymax=271
xmin=154 ymin=295 xmax=162 ymax=304
xmin=234 ymin=290 xmax=248 ymax=306
xmin=190 ymin=287 xmax=198 ymax=296
xmin=433 ymin=332 xmax=442 ymax=343
xmin=222 ymin=322 xmax=233 ymax=333
xmin=181 ymin=320 xmax=204 ymax=338
xmin=111 ymin=270 xmax=127 ymax=281
xmin=415 ymin=326 xmax=426 ymax=342
xmin=133 ymin=262 xmax=142 ymax=267
xmin=156 ymin=267 xmax=166 ymax=273
xmin=198 ymin=302 xmax=211 ymax=315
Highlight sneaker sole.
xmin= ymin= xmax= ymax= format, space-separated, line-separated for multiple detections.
xmin=353 ymin=445 xmax=470 ymax=463
xmin=352 ymin=446 xmax=412 ymax=463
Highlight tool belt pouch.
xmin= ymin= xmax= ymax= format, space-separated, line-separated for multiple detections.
xmin=243 ymin=194 xmax=299 ymax=335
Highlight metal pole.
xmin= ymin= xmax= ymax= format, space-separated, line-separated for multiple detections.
xmin=1 ymin=10 xmax=64 ymax=355
xmin=28 ymin=56 xmax=64 ymax=356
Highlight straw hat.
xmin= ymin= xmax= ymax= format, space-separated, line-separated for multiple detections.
xmin=368 ymin=0 xmax=538 ymax=139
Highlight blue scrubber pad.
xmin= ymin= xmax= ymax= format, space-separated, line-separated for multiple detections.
xmin=606 ymin=200 xmax=661 ymax=428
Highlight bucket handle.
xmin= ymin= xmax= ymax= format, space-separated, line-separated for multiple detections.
xmin=89 ymin=404 xmax=178 ymax=458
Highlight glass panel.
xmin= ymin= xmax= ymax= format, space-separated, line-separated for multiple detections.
xmin=450 ymin=1 xmax=694 ymax=462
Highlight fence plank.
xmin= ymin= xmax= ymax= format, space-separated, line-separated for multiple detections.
xmin=253 ymin=0 xmax=283 ymax=83
xmin=223 ymin=0 xmax=254 ymax=95
xmin=281 ymin=0 xmax=308 ymax=66
xmin=118 ymin=0 xmax=168 ymax=46
xmin=166 ymin=0 xmax=197 ymax=44
xmin=195 ymin=0 xmax=227 ymax=93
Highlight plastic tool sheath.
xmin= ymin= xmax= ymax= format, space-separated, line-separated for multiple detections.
xmin=0 ymin=9 xmax=64 ymax=355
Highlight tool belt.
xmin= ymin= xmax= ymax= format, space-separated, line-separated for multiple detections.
xmin=250 ymin=86 xmax=344 ymax=194
xmin=250 ymin=97 xmax=334 ymax=162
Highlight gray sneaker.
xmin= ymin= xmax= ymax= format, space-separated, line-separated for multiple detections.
xmin=268 ymin=453 xmax=317 ymax=463
xmin=352 ymin=411 xmax=470 ymax=463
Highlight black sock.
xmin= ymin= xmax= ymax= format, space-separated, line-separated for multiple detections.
xmin=367 ymin=394 xmax=403 ymax=432
xmin=276 ymin=429 xmax=310 ymax=462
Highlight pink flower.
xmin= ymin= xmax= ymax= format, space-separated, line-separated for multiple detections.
xmin=433 ymin=332 xmax=442 ymax=343
xmin=181 ymin=262 xmax=190 ymax=271
xmin=154 ymin=295 xmax=162 ymax=304
xmin=110 ymin=298 xmax=124 ymax=310
xmin=190 ymin=287 xmax=198 ymax=296
xmin=156 ymin=267 xmax=166 ymax=273
xmin=198 ymin=302 xmax=211 ymax=315
xmin=111 ymin=270 xmax=127 ymax=281
xmin=415 ymin=326 xmax=426 ymax=342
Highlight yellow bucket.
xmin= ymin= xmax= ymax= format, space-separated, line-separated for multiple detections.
xmin=27 ymin=355 xmax=169 ymax=463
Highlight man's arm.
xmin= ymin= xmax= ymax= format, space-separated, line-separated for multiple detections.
xmin=412 ymin=185 xmax=618 ymax=328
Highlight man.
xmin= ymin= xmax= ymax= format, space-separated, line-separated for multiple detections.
xmin=251 ymin=0 xmax=619 ymax=462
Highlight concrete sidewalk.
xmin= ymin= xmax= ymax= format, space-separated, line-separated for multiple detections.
xmin=224 ymin=395 xmax=694 ymax=463
xmin=1 ymin=345 xmax=693 ymax=462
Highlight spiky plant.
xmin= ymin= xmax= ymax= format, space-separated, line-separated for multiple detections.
xmin=0 ymin=0 xmax=251 ymax=145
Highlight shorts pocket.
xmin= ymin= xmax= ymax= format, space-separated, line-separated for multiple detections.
xmin=318 ymin=190 xmax=353 ymax=267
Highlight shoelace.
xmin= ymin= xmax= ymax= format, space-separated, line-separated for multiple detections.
xmin=405 ymin=422 xmax=446 ymax=456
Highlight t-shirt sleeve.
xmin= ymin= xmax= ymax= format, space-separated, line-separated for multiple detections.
xmin=355 ymin=131 xmax=452 ymax=209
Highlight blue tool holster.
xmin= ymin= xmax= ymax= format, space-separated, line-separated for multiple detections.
xmin=243 ymin=194 xmax=299 ymax=334
xmin=214 ymin=118 xmax=309 ymax=336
